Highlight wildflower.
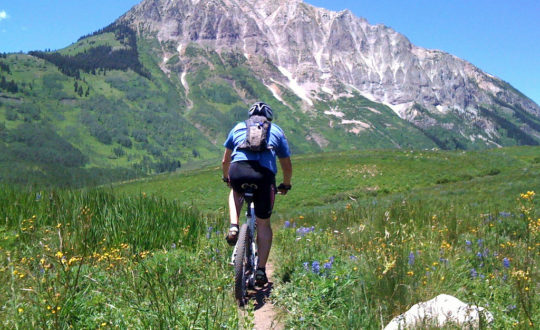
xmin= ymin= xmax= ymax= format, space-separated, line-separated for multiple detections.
xmin=55 ymin=251 xmax=63 ymax=259
xmin=520 ymin=191 xmax=535 ymax=200
xmin=296 ymin=226 xmax=315 ymax=236
xmin=303 ymin=262 xmax=309 ymax=271
xmin=408 ymin=252 xmax=415 ymax=266
xmin=323 ymin=262 xmax=332 ymax=270
xmin=476 ymin=252 xmax=483 ymax=259
xmin=349 ymin=255 xmax=358 ymax=260
xmin=312 ymin=261 xmax=320 ymax=274
xmin=465 ymin=240 xmax=471 ymax=246
xmin=499 ymin=211 xmax=511 ymax=217
xmin=382 ymin=259 xmax=396 ymax=275
xmin=503 ymin=257 xmax=510 ymax=268
xmin=284 ymin=221 xmax=290 ymax=228
xmin=470 ymin=268 xmax=478 ymax=278
xmin=407 ymin=271 xmax=414 ymax=276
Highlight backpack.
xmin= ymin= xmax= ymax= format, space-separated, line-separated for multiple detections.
xmin=238 ymin=115 xmax=272 ymax=152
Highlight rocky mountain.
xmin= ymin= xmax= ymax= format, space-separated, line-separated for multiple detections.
xmin=119 ymin=0 xmax=540 ymax=147
xmin=1 ymin=0 xmax=540 ymax=186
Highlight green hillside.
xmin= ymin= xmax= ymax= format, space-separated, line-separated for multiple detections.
xmin=113 ymin=146 xmax=540 ymax=216
xmin=1 ymin=147 xmax=538 ymax=327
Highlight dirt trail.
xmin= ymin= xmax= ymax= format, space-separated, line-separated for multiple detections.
xmin=253 ymin=261 xmax=283 ymax=330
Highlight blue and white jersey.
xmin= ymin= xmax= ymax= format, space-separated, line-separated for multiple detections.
xmin=224 ymin=121 xmax=291 ymax=174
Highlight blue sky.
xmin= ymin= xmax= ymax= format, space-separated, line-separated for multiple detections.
xmin=1 ymin=0 xmax=539 ymax=105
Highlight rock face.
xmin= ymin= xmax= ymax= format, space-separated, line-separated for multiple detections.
xmin=119 ymin=0 xmax=540 ymax=147
xmin=384 ymin=294 xmax=493 ymax=329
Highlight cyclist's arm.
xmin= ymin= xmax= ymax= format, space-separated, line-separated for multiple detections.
xmin=222 ymin=148 xmax=233 ymax=179
xmin=279 ymin=156 xmax=292 ymax=185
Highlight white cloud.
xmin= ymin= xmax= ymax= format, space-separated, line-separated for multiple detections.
xmin=0 ymin=10 xmax=8 ymax=21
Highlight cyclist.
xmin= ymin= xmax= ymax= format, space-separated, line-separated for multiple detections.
xmin=222 ymin=102 xmax=292 ymax=286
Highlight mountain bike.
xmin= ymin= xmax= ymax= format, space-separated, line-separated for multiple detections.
xmin=231 ymin=183 xmax=258 ymax=307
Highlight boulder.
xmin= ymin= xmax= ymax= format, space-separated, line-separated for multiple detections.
xmin=384 ymin=294 xmax=493 ymax=329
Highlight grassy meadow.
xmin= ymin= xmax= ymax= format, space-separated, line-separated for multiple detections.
xmin=1 ymin=146 xmax=539 ymax=328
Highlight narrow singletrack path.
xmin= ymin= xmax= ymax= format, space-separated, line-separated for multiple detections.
xmin=254 ymin=261 xmax=284 ymax=330
xmin=252 ymin=261 xmax=283 ymax=330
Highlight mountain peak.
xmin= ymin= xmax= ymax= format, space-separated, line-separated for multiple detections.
xmin=118 ymin=0 xmax=539 ymax=146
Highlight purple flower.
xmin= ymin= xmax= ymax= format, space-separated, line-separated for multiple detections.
xmin=284 ymin=221 xmax=291 ymax=228
xmin=408 ymin=252 xmax=415 ymax=266
xmin=470 ymin=268 xmax=478 ymax=278
xmin=477 ymin=239 xmax=484 ymax=247
xmin=312 ymin=261 xmax=320 ymax=274
xmin=499 ymin=212 xmax=511 ymax=218
xmin=296 ymin=226 xmax=315 ymax=236
xmin=350 ymin=255 xmax=358 ymax=260
xmin=465 ymin=240 xmax=472 ymax=246
xmin=303 ymin=262 xmax=309 ymax=271
xmin=323 ymin=262 xmax=332 ymax=270
xmin=503 ymin=257 xmax=510 ymax=268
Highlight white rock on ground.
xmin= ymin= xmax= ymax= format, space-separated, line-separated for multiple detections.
xmin=384 ymin=294 xmax=493 ymax=329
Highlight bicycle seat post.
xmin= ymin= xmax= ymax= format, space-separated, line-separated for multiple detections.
xmin=240 ymin=183 xmax=257 ymax=218
xmin=244 ymin=189 xmax=254 ymax=217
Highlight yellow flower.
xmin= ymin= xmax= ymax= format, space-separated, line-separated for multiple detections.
xmin=18 ymin=307 xmax=24 ymax=313
xmin=407 ymin=271 xmax=414 ymax=276
xmin=55 ymin=251 xmax=63 ymax=259
xmin=56 ymin=223 xmax=62 ymax=229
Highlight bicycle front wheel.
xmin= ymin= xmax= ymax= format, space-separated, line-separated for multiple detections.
xmin=234 ymin=223 xmax=250 ymax=306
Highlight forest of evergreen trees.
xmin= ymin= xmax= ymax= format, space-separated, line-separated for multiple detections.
xmin=0 ymin=61 xmax=19 ymax=93
xmin=29 ymin=23 xmax=150 ymax=79
xmin=479 ymin=106 xmax=539 ymax=146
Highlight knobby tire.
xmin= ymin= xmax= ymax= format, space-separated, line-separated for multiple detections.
xmin=234 ymin=224 xmax=250 ymax=306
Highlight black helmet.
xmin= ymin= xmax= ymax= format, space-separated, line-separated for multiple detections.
xmin=248 ymin=102 xmax=273 ymax=121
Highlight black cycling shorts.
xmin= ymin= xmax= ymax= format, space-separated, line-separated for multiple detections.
xmin=228 ymin=161 xmax=276 ymax=219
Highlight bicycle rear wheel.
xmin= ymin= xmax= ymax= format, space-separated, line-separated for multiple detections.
xmin=234 ymin=223 xmax=250 ymax=306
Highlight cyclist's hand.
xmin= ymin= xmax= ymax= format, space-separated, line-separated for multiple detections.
xmin=222 ymin=176 xmax=231 ymax=187
xmin=277 ymin=183 xmax=291 ymax=195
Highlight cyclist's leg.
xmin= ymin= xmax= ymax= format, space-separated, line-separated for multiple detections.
xmin=254 ymin=178 xmax=276 ymax=270
xmin=256 ymin=216 xmax=272 ymax=269
xmin=228 ymin=189 xmax=243 ymax=226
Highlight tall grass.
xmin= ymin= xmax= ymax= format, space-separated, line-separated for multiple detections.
xmin=0 ymin=186 xmax=246 ymax=328
xmin=271 ymin=187 xmax=539 ymax=328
